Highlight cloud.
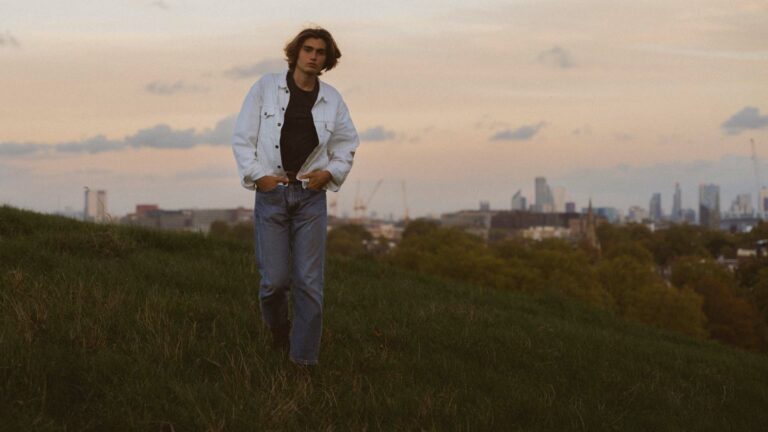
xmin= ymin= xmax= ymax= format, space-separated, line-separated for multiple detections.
xmin=201 ymin=115 xmax=237 ymax=144
xmin=0 ymin=31 xmax=20 ymax=48
xmin=491 ymin=122 xmax=545 ymax=141
xmin=224 ymin=58 xmax=285 ymax=79
xmin=721 ymin=106 xmax=768 ymax=135
xmin=125 ymin=125 xmax=201 ymax=149
xmin=58 ymin=135 xmax=126 ymax=153
xmin=150 ymin=1 xmax=169 ymax=9
xmin=537 ymin=46 xmax=574 ymax=69
xmin=0 ymin=142 xmax=46 ymax=156
xmin=359 ymin=126 xmax=396 ymax=142
xmin=145 ymin=81 xmax=208 ymax=95
xmin=0 ymin=115 xmax=236 ymax=157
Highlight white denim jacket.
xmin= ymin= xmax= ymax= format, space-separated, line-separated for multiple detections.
xmin=232 ymin=72 xmax=359 ymax=192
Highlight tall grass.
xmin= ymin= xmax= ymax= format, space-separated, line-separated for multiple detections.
xmin=1 ymin=206 xmax=768 ymax=431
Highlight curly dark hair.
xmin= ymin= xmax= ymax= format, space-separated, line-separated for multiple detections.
xmin=284 ymin=27 xmax=342 ymax=74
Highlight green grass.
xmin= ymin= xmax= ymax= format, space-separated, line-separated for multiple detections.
xmin=1 ymin=205 xmax=768 ymax=431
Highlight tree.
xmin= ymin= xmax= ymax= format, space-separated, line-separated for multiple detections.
xmin=670 ymin=257 xmax=765 ymax=350
xmin=650 ymin=225 xmax=709 ymax=266
xmin=597 ymin=256 xmax=707 ymax=338
xmin=388 ymin=226 xmax=513 ymax=290
xmin=401 ymin=218 xmax=439 ymax=240
xmin=747 ymin=267 xmax=768 ymax=326
xmin=526 ymin=245 xmax=611 ymax=309
xmin=327 ymin=224 xmax=373 ymax=258
xmin=596 ymin=223 xmax=655 ymax=263
xmin=208 ymin=220 xmax=231 ymax=238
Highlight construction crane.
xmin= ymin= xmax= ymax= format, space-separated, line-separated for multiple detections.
xmin=751 ymin=138 xmax=763 ymax=219
xmin=353 ymin=179 xmax=383 ymax=222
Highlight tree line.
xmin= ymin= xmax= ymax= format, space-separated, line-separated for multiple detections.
xmin=336 ymin=221 xmax=768 ymax=352
xmin=210 ymin=219 xmax=768 ymax=352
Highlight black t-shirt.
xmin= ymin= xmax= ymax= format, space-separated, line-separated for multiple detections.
xmin=280 ymin=71 xmax=320 ymax=173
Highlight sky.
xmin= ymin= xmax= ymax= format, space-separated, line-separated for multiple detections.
xmin=1 ymin=0 xmax=768 ymax=220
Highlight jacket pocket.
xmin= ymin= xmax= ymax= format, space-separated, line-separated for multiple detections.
xmin=261 ymin=106 xmax=277 ymax=119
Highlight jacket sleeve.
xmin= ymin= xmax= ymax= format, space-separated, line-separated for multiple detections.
xmin=325 ymin=99 xmax=360 ymax=191
xmin=232 ymin=82 xmax=268 ymax=190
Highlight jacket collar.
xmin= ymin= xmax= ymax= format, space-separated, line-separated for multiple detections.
xmin=277 ymin=70 xmax=327 ymax=104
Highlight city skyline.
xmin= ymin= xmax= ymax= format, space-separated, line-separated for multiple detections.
xmin=1 ymin=1 xmax=767 ymax=218
xmin=57 ymin=173 xmax=766 ymax=225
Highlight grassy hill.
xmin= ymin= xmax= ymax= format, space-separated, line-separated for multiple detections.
xmin=1 ymin=205 xmax=768 ymax=431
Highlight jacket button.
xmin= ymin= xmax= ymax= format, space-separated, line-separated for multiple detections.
xmin=275 ymin=145 xmax=279 ymax=149
xmin=277 ymin=123 xmax=281 ymax=126
xmin=285 ymin=90 xmax=289 ymax=94
xmin=278 ymin=165 xmax=282 ymax=168
xmin=281 ymin=107 xmax=285 ymax=111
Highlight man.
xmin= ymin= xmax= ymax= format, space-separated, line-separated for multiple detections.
xmin=231 ymin=27 xmax=359 ymax=368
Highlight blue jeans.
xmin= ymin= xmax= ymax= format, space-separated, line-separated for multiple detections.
xmin=253 ymin=183 xmax=327 ymax=365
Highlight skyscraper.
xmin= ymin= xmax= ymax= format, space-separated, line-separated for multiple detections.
xmin=534 ymin=177 xmax=554 ymax=213
xmin=672 ymin=182 xmax=682 ymax=222
xmin=729 ymin=194 xmax=753 ymax=217
xmin=84 ymin=188 xmax=108 ymax=223
xmin=628 ymin=206 xmax=649 ymax=223
xmin=649 ymin=193 xmax=662 ymax=222
xmin=511 ymin=190 xmax=527 ymax=211
xmin=699 ymin=184 xmax=720 ymax=229
xmin=552 ymin=186 xmax=566 ymax=213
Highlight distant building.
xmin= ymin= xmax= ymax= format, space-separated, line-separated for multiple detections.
xmin=552 ymin=186 xmax=566 ymax=213
xmin=565 ymin=202 xmax=576 ymax=213
xmin=699 ymin=184 xmax=721 ymax=229
xmin=627 ymin=206 xmax=648 ymax=223
xmin=122 ymin=206 xmax=252 ymax=233
xmin=649 ymin=193 xmax=662 ymax=222
xmin=721 ymin=216 xmax=760 ymax=234
xmin=511 ymin=190 xmax=527 ymax=211
xmin=54 ymin=206 xmax=84 ymax=221
xmin=682 ymin=208 xmax=696 ymax=224
xmin=84 ymin=188 xmax=108 ymax=223
xmin=533 ymin=176 xmax=554 ymax=213
xmin=584 ymin=206 xmax=622 ymax=224
xmin=760 ymin=187 xmax=768 ymax=219
xmin=479 ymin=200 xmax=491 ymax=211
xmin=582 ymin=200 xmax=601 ymax=252
xmin=672 ymin=182 xmax=682 ymax=222
xmin=728 ymin=193 xmax=754 ymax=218
xmin=441 ymin=210 xmax=497 ymax=240
xmin=135 ymin=204 xmax=159 ymax=217
xmin=490 ymin=204 xmax=602 ymax=248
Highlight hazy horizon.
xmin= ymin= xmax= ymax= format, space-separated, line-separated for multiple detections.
xmin=2 ymin=0 xmax=767 ymax=218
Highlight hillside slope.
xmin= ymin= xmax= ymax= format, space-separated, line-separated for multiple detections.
xmin=1 ymin=206 xmax=767 ymax=431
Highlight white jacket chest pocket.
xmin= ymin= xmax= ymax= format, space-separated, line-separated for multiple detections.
xmin=314 ymin=120 xmax=336 ymax=146
xmin=259 ymin=106 xmax=279 ymax=139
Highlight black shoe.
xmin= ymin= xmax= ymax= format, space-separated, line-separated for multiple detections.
xmin=271 ymin=320 xmax=291 ymax=352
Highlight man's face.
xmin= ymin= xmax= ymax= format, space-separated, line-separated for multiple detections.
xmin=295 ymin=38 xmax=327 ymax=76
